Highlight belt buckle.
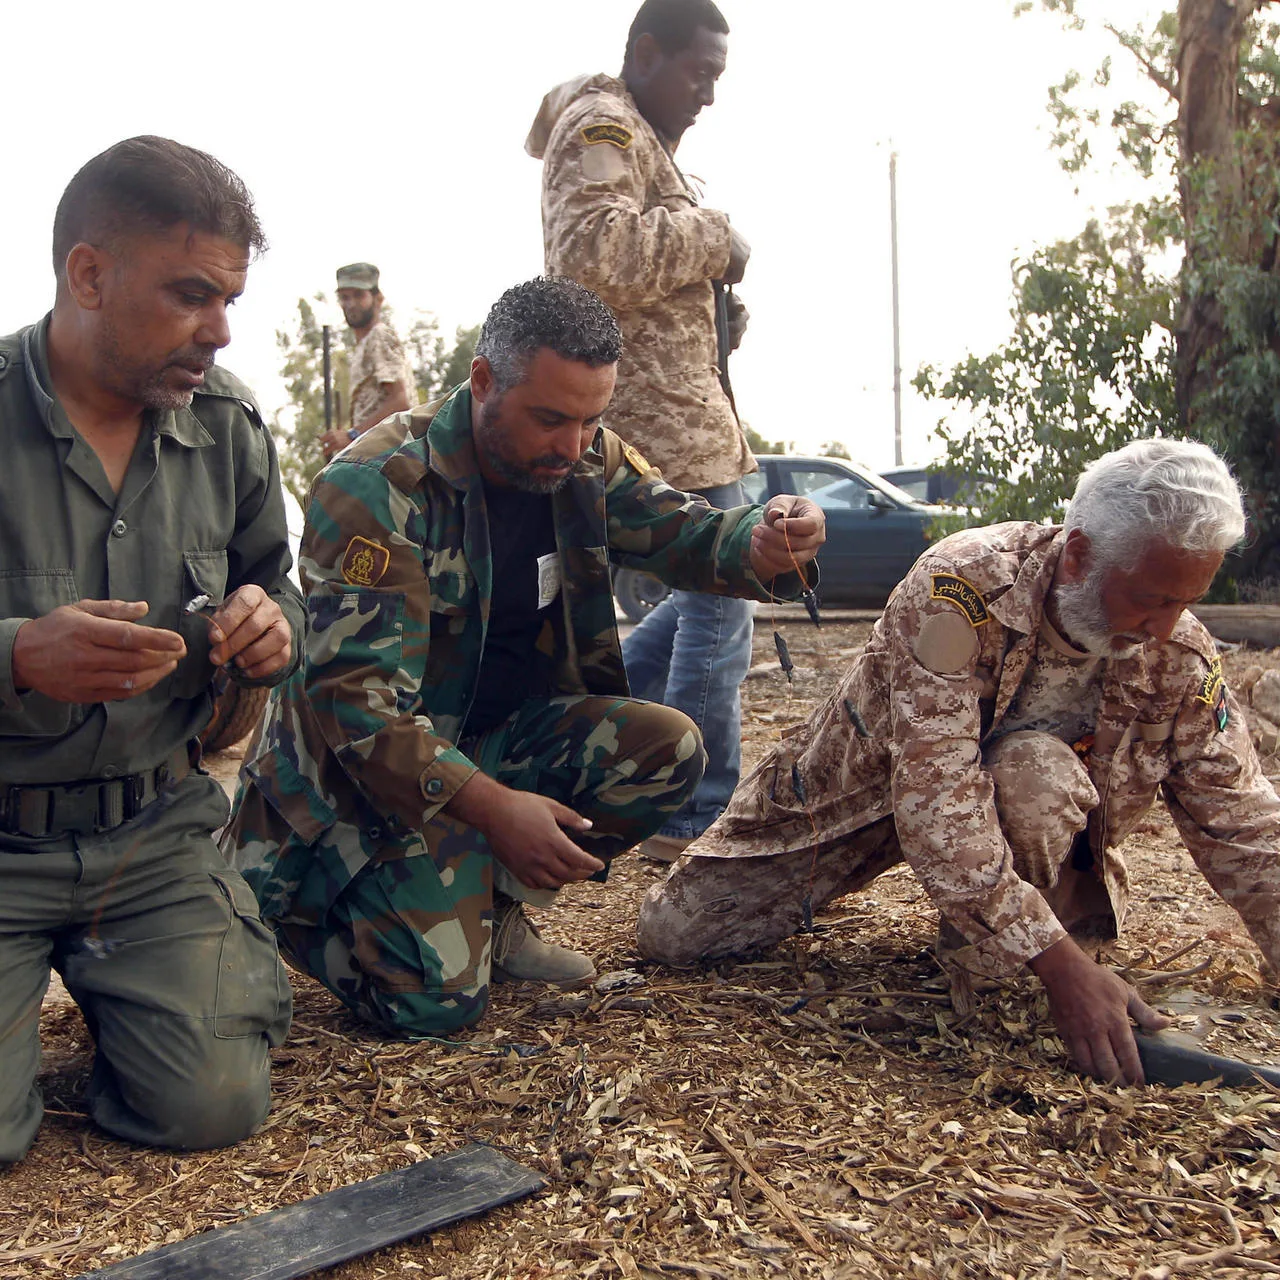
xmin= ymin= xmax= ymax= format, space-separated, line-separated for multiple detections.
xmin=122 ymin=772 xmax=147 ymax=823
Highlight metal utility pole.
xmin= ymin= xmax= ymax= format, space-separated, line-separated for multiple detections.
xmin=322 ymin=325 xmax=333 ymax=433
xmin=889 ymin=151 xmax=903 ymax=467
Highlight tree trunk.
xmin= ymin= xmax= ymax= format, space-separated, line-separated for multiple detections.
xmin=1174 ymin=0 xmax=1256 ymax=422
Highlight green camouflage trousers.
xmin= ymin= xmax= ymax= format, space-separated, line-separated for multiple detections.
xmin=258 ymin=695 xmax=703 ymax=1036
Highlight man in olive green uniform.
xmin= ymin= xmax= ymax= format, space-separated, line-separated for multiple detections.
xmin=225 ymin=278 xmax=824 ymax=1037
xmin=0 ymin=137 xmax=302 ymax=1163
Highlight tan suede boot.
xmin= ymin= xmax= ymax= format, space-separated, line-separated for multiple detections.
xmin=491 ymin=896 xmax=596 ymax=988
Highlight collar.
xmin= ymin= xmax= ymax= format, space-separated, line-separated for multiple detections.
xmin=986 ymin=527 xmax=1066 ymax=634
xmin=22 ymin=312 xmax=212 ymax=449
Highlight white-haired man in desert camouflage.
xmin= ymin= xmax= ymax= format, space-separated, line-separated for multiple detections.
xmin=639 ymin=439 xmax=1280 ymax=1087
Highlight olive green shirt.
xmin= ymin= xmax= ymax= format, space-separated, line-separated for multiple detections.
xmin=0 ymin=316 xmax=304 ymax=785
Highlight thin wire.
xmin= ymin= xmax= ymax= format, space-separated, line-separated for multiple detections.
xmin=766 ymin=518 xmax=828 ymax=932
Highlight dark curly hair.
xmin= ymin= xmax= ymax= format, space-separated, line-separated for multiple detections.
xmin=475 ymin=277 xmax=623 ymax=393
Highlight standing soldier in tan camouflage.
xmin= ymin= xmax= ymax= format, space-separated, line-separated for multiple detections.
xmin=225 ymin=278 xmax=822 ymax=1038
xmin=527 ymin=0 xmax=756 ymax=863
xmin=320 ymin=262 xmax=415 ymax=460
xmin=639 ymin=440 xmax=1280 ymax=1087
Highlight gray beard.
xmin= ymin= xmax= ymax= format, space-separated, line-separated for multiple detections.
xmin=1054 ymin=575 xmax=1143 ymax=660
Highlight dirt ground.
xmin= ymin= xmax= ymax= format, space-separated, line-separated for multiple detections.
xmin=9 ymin=611 xmax=1280 ymax=1279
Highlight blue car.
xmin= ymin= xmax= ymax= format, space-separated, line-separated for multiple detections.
xmin=614 ymin=454 xmax=940 ymax=621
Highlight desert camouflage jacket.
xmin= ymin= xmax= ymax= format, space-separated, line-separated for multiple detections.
xmin=527 ymin=74 xmax=754 ymax=491
xmin=698 ymin=521 xmax=1280 ymax=976
xmin=227 ymin=384 xmax=802 ymax=923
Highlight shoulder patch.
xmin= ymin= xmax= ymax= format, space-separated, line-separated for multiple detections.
xmin=1194 ymin=655 xmax=1224 ymax=706
xmin=622 ymin=442 xmax=652 ymax=474
xmin=340 ymin=536 xmax=390 ymax=587
xmin=930 ymin=573 xmax=989 ymax=627
xmin=581 ymin=123 xmax=632 ymax=149
xmin=1195 ymin=655 xmax=1228 ymax=730
xmin=914 ymin=610 xmax=980 ymax=675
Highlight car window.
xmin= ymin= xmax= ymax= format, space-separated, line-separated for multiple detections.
xmin=741 ymin=471 xmax=768 ymax=504
xmin=896 ymin=477 xmax=931 ymax=502
xmin=786 ymin=469 xmax=870 ymax=510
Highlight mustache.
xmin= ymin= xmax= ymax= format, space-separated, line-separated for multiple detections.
xmin=530 ymin=455 xmax=571 ymax=471
xmin=170 ymin=346 xmax=217 ymax=372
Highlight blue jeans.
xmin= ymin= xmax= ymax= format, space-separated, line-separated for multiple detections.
xmin=622 ymin=481 xmax=755 ymax=839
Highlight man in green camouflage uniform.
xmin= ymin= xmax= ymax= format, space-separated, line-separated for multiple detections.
xmin=0 ymin=138 xmax=301 ymax=1162
xmin=224 ymin=278 xmax=824 ymax=1037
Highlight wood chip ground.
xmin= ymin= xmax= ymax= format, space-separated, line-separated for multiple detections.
xmin=10 ymin=613 xmax=1280 ymax=1279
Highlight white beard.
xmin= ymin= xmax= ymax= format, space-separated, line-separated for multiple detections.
xmin=1053 ymin=573 xmax=1144 ymax=659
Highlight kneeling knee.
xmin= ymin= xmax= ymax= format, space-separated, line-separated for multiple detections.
xmin=636 ymin=887 xmax=704 ymax=968
xmin=146 ymin=1070 xmax=271 ymax=1150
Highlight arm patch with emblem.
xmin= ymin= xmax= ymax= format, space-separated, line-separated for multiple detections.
xmin=929 ymin=573 xmax=989 ymax=626
xmin=581 ymin=123 xmax=632 ymax=149
xmin=341 ymin=536 xmax=390 ymax=586
xmin=1195 ymin=656 xmax=1229 ymax=731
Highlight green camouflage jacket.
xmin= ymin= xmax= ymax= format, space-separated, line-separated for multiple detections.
xmin=227 ymin=384 xmax=805 ymax=924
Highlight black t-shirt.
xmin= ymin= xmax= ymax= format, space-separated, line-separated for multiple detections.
xmin=463 ymin=484 xmax=559 ymax=736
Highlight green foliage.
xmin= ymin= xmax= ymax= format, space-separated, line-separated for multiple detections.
xmin=743 ymin=422 xmax=786 ymax=454
xmin=918 ymin=3 xmax=1279 ymax=575
xmin=405 ymin=318 xmax=480 ymax=403
xmin=273 ymin=294 xmax=348 ymax=507
xmin=914 ymin=214 xmax=1178 ymax=533
xmin=818 ymin=439 xmax=852 ymax=459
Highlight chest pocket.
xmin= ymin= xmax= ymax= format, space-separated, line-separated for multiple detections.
xmin=0 ymin=569 xmax=84 ymax=737
xmin=172 ymin=549 xmax=229 ymax=699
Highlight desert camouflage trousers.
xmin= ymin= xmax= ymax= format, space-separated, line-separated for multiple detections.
xmin=637 ymin=729 xmax=1114 ymax=970
xmin=265 ymin=695 xmax=704 ymax=1036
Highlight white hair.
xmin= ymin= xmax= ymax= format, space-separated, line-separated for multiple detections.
xmin=1065 ymin=438 xmax=1246 ymax=571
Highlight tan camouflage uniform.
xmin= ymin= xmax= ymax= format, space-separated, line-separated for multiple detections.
xmin=638 ymin=522 xmax=1280 ymax=977
xmin=526 ymin=74 xmax=753 ymax=490
xmin=349 ymin=321 xmax=415 ymax=430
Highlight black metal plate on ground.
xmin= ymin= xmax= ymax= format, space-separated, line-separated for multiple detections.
xmin=77 ymin=1143 xmax=543 ymax=1280
xmin=1137 ymin=1030 xmax=1280 ymax=1089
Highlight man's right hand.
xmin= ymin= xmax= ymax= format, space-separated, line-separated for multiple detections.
xmin=11 ymin=600 xmax=186 ymax=703
xmin=320 ymin=428 xmax=351 ymax=461
xmin=724 ymin=226 xmax=751 ymax=285
xmin=448 ymin=772 xmax=604 ymax=891
xmin=1029 ymin=936 xmax=1171 ymax=1085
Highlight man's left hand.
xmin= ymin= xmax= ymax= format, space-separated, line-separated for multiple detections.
xmin=750 ymin=496 xmax=825 ymax=581
xmin=208 ymin=586 xmax=292 ymax=679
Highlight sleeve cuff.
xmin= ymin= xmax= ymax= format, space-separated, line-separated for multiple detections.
xmin=417 ymin=745 xmax=479 ymax=823
xmin=0 ymin=617 xmax=31 ymax=712
xmin=938 ymin=895 xmax=1068 ymax=979
xmin=704 ymin=211 xmax=733 ymax=279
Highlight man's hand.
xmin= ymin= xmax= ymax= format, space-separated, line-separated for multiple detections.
xmin=749 ymin=496 xmax=826 ymax=582
xmin=11 ymin=600 xmax=185 ymax=703
xmin=726 ymin=292 xmax=749 ymax=350
xmin=320 ymin=428 xmax=351 ymax=461
xmin=449 ymin=773 xmax=604 ymax=891
xmin=1029 ymin=936 xmax=1171 ymax=1084
xmin=724 ymin=226 xmax=751 ymax=285
xmin=208 ymin=586 xmax=292 ymax=680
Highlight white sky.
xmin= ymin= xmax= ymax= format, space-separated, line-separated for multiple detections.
xmin=2 ymin=0 xmax=1171 ymax=471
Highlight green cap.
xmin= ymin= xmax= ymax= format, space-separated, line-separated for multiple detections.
xmin=336 ymin=262 xmax=379 ymax=291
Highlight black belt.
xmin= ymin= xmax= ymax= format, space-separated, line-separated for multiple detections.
xmin=0 ymin=746 xmax=194 ymax=839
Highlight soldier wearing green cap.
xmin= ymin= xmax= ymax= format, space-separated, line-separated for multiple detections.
xmin=322 ymin=262 xmax=415 ymax=460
